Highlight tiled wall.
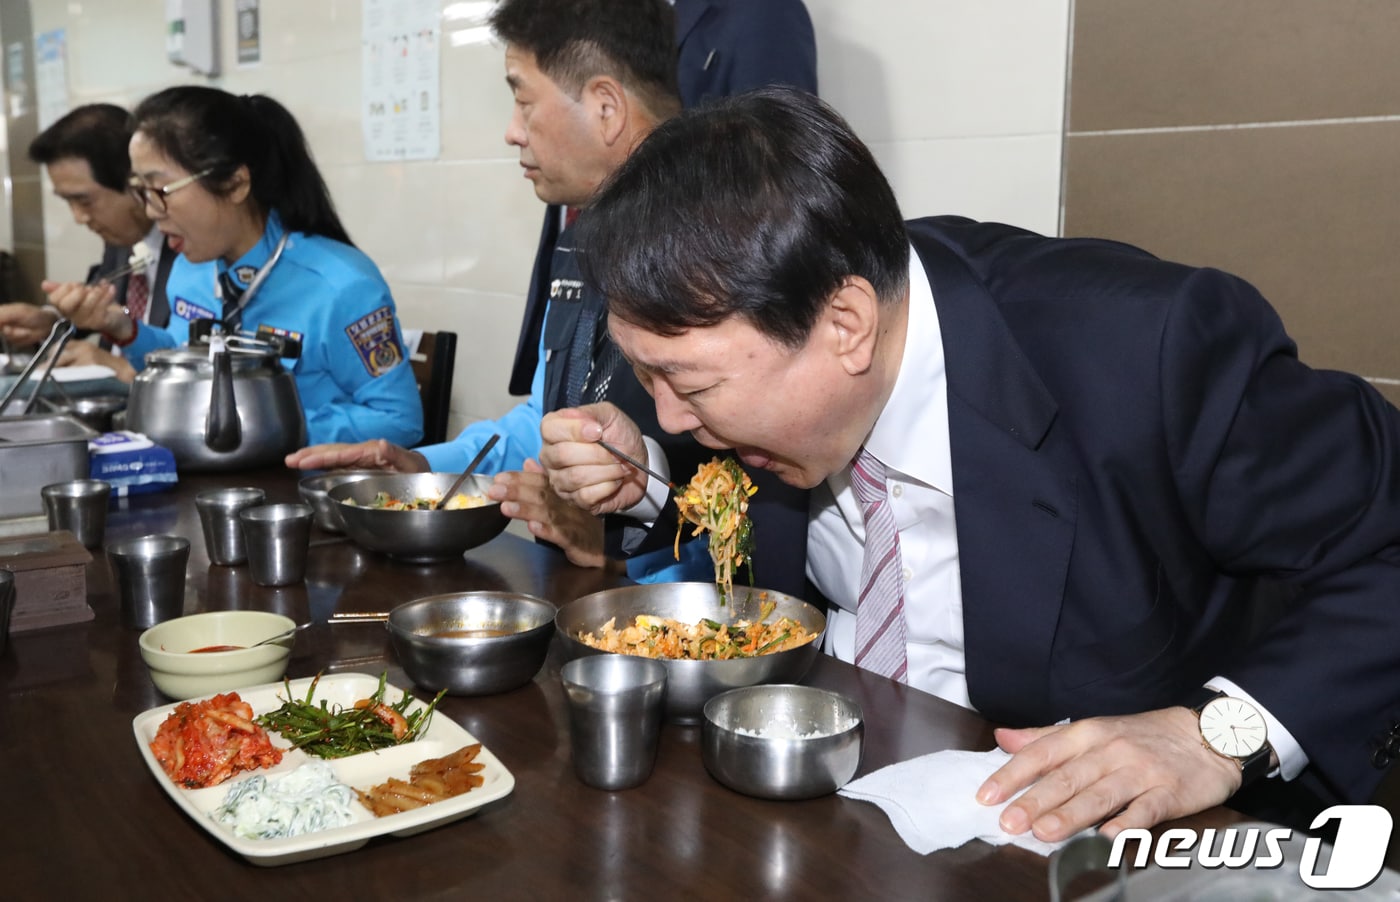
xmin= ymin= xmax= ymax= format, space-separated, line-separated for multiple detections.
xmin=1065 ymin=0 xmax=1400 ymax=406
xmin=0 ymin=0 xmax=1068 ymax=436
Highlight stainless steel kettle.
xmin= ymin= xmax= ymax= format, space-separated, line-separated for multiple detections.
xmin=125 ymin=330 xmax=307 ymax=471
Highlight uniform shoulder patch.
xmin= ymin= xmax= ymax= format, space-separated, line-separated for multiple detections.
xmin=344 ymin=305 xmax=405 ymax=377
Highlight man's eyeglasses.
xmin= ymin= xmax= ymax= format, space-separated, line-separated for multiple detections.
xmin=128 ymin=168 xmax=213 ymax=213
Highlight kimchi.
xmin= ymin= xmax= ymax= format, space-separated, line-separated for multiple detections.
xmin=149 ymin=692 xmax=284 ymax=789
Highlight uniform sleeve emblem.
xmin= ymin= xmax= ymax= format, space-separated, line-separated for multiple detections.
xmin=173 ymin=297 xmax=218 ymax=322
xmin=344 ymin=305 xmax=405 ymax=377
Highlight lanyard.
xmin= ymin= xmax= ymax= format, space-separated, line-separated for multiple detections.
xmin=213 ymin=231 xmax=290 ymax=330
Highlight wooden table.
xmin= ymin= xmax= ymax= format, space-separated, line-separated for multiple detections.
xmin=0 ymin=467 xmax=1233 ymax=899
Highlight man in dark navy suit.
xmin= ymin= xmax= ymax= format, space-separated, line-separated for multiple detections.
xmin=0 ymin=104 xmax=175 ymax=382
xmin=539 ymin=88 xmax=1400 ymax=843
xmin=673 ymin=0 xmax=817 ymax=107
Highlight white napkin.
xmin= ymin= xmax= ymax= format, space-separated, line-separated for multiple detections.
xmin=838 ymin=747 xmax=1073 ymax=857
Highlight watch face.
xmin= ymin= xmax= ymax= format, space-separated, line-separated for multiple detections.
xmin=1199 ymin=696 xmax=1268 ymax=758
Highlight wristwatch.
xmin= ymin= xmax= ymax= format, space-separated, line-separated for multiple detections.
xmin=1190 ymin=690 xmax=1272 ymax=788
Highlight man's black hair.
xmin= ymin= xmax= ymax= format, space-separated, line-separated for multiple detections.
xmin=490 ymin=0 xmax=681 ymax=120
xmin=28 ymin=103 xmax=134 ymax=193
xmin=577 ymin=87 xmax=909 ymax=348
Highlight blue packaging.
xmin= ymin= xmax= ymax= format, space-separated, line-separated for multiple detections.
xmin=88 ymin=431 xmax=178 ymax=496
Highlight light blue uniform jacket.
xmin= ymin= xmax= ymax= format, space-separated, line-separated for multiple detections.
xmin=127 ymin=212 xmax=423 ymax=447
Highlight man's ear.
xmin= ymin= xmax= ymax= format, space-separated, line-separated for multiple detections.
xmin=824 ymin=277 xmax=882 ymax=376
xmin=585 ymin=75 xmax=629 ymax=146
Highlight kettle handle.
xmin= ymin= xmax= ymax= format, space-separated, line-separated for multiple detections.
xmin=204 ymin=345 xmax=243 ymax=452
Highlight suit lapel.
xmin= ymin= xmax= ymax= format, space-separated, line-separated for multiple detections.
xmin=909 ymin=222 xmax=1077 ymax=724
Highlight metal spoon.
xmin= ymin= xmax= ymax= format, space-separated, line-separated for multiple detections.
xmin=250 ymin=621 xmax=312 ymax=648
xmin=433 ymin=433 xmax=500 ymax=510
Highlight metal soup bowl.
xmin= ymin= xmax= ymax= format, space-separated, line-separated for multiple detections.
xmin=328 ymin=472 xmax=508 ymax=564
xmin=387 ymin=592 xmax=557 ymax=695
xmin=701 ymin=684 xmax=864 ymax=800
xmin=555 ymin=582 xmax=826 ymax=724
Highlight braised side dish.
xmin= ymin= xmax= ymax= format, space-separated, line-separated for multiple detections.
xmin=577 ymin=607 xmax=815 ymax=661
xmin=149 ymin=692 xmax=284 ymax=789
xmin=675 ymin=457 xmax=757 ymax=604
xmin=357 ymin=743 xmax=485 ymax=817
xmin=345 ymin=491 xmax=489 ymax=511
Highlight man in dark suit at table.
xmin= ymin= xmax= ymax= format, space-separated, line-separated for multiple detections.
xmin=538 ymin=88 xmax=1400 ymax=842
xmin=0 ymin=103 xmax=175 ymax=382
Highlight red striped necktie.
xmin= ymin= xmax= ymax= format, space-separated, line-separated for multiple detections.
xmin=851 ymin=447 xmax=908 ymax=681
xmin=126 ymin=270 xmax=150 ymax=324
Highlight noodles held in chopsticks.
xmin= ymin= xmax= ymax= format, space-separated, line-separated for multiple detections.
xmin=674 ymin=457 xmax=756 ymax=605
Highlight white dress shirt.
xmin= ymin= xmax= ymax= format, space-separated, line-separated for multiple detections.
xmin=804 ymin=245 xmax=1306 ymax=779
xmin=807 ymin=245 xmax=970 ymax=706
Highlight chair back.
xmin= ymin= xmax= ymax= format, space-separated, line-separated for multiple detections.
xmin=410 ymin=330 xmax=457 ymax=445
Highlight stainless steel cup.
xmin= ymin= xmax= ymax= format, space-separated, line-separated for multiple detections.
xmin=0 ymin=569 xmax=15 ymax=658
xmin=195 ymin=486 xmax=267 ymax=566
xmin=561 ymin=655 xmax=668 ymax=790
xmin=41 ymin=479 xmax=112 ymax=549
xmin=108 ymin=534 xmax=190 ymax=630
xmin=239 ymin=503 xmax=314 ymax=587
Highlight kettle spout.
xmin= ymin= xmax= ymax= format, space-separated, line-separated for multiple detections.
xmin=204 ymin=345 xmax=243 ymax=452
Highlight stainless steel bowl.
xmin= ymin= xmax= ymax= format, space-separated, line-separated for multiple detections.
xmin=555 ymin=582 xmax=826 ymax=724
xmin=702 ymin=684 xmax=864 ymax=800
xmin=387 ymin=591 xmax=556 ymax=695
xmin=64 ymin=394 xmax=127 ymax=433
xmin=298 ymin=470 xmax=377 ymax=533
xmin=328 ymin=472 xmax=508 ymax=563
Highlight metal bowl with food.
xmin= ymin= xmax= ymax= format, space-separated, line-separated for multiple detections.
xmin=555 ymin=582 xmax=826 ymax=724
xmin=328 ymin=472 xmax=507 ymax=563
xmin=702 ymin=684 xmax=864 ymax=800
xmin=297 ymin=470 xmax=377 ymax=533
xmin=387 ymin=591 xmax=556 ymax=695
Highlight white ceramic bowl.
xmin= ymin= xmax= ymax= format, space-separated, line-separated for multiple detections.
xmin=138 ymin=610 xmax=297 ymax=699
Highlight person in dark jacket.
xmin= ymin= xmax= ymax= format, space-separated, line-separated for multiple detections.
xmin=538 ymin=87 xmax=1400 ymax=844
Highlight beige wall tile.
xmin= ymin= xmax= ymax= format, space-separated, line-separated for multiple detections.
xmin=869 ymin=134 xmax=1063 ymax=236
xmin=1064 ymin=121 xmax=1400 ymax=403
xmin=809 ymin=0 xmax=1070 ymax=143
xmin=1071 ymin=0 xmax=1400 ymax=130
xmin=436 ymin=159 xmax=542 ymax=297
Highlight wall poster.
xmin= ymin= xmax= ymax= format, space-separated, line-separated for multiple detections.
xmin=361 ymin=0 xmax=441 ymax=161
xmin=34 ymin=29 xmax=68 ymax=131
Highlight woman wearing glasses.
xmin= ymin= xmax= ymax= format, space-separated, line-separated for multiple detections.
xmin=48 ymin=86 xmax=423 ymax=447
